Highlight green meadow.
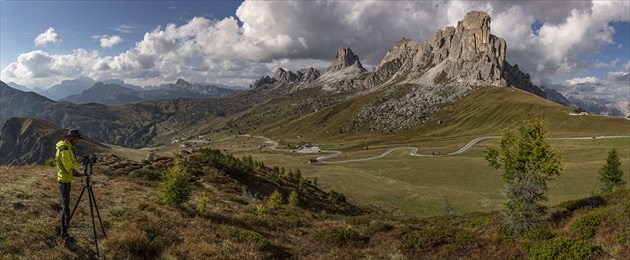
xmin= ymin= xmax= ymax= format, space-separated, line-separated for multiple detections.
xmin=182 ymin=135 xmax=629 ymax=216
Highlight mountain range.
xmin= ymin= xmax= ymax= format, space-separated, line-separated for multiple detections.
xmin=60 ymin=79 xmax=239 ymax=104
xmin=1 ymin=11 xmax=628 ymax=165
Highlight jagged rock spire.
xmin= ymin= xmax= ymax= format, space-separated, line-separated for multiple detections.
xmin=326 ymin=47 xmax=365 ymax=73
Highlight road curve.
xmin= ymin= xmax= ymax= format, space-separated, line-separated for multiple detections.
xmin=199 ymin=134 xmax=630 ymax=164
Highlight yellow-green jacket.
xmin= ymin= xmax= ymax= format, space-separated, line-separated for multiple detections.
xmin=56 ymin=140 xmax=77 ymax=183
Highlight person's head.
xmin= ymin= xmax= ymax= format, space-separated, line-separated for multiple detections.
xmin=63 ymin=129 xmax=84 ymax=145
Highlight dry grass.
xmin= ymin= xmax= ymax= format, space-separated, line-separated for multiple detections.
xmin=2 ymin=152 xmax=629 ymax=259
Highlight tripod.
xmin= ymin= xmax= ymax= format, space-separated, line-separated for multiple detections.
xmin=69 ymin=155 xmax=106 ymax=257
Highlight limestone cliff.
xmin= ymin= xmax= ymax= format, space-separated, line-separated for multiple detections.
xmin=373 ymin=11 xmax=544 ymax=97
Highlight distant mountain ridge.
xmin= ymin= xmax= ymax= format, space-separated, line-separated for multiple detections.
xmin=60 ymin=79 xmax=239 ymax=104
xmin=246 ymin=11 xmax=549 ymax=132
xmin=2 ymin=11 xmax=626 ymax=158
xmin=0 ymin=117 xmax=108 ymax=165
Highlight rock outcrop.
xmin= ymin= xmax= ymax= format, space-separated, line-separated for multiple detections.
xmin=250 ymin=67 xmax=321 ymax=89
xmin=374 ymin=11 xmax=544 ymax=97
xmin=326 ymin=47 xmax=365 ymax=73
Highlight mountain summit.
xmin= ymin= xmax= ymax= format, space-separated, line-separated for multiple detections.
xmin=327 ymin=47 xmax=365 ymax=73
xmin=374 ymin=11 xmax=543 ymax=96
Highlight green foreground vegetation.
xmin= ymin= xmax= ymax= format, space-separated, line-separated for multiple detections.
xmin=1 ymin=147 xmax=629 ymax=259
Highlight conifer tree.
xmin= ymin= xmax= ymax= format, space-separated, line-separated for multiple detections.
xmin=598 ymin=148 xmax=626 ymax=193
xmin=159 ymin=156 xmax=193 ymax=206
xmin=485 ymin=118 xmax=564 ymax=234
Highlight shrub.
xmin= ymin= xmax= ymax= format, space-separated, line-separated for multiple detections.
xmin=45 ymin=158 xmax=56 ymax=167
xmin=239 ymin=215 xmax=271 ymax=228
xmin=528 ymin=237 xmax=601 ymax=259
xmin=266 ymin=190 xmax=283 ymax=210
xmin=195 ymin=148 xmax=253 ymax=178
xmin=327 ymin=190 xmax=346 ymax=203
xmin=221 ymin=225 xmax=270 ymax=250
xmin=158 ymin=157 xmax=193 ymax=206
xmin=570 ymin=208 xmax=610 ymax=239
xmin=401 ymin=229 xmax=450 ymax=251
xmin=525 ymin=226 xmax=555 ymax=241
xmin=366 ymin=221 xmax=394 ymax=234
xmin=132 ymin=168 xmax=161 ymax=181
xmin=197 ymin=194 xmax=210 ymax=212
xmin=314 ymin=225 xmax=361 ymax=244
xmin=110 ymin=207 xmax=131 ymax=221
xmin=288 ymin=190 xmax=300 ymax=208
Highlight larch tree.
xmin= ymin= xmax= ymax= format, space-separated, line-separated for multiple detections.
xmin=598 ymin=148 xmax=626 ymax=193
xmin=484 ymin=118 xmax=564 ymax=234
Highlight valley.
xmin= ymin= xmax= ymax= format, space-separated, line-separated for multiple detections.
xmin=133 ymin=130 xmax=628 ymax=217
xmin=101 ymin=86 xmax=629 ymax=217
xmin=1 ymin=8 xmax=629 ymax=258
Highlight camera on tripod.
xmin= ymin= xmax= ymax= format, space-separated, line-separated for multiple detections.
xmin=80 ymin=155 xmax=98 ymax=176
xmin=80 ymin=155 xmax=98 ymax=165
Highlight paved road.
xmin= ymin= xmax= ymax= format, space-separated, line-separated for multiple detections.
xmin=194 ymin=134 xmax=630 ymax=164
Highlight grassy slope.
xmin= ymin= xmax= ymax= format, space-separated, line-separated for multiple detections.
xmin=251 ymin=86 xmax=629 ymax=147
xmin=1 ymin=154 xmax=629 ymax=258
xmin=186 ymin=86 xmax=628 ymax=216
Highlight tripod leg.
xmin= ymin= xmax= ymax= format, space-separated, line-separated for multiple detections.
xmin=89 ymin=186 xmax=107 ymax=236
xmin=87 ymin=187 xmax=100 ymax=257
xmin=69 ymin=185 xmax=87 ymax=222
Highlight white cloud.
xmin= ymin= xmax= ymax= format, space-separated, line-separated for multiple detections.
xmin=593 ymin=58 xmax=619 ymax=69
xmin=1 ymin=49 xmax=101 ymax=87
xmin=98 ymin=35 xmax=123 ymax=48
xmin=566 ymin=77 xmax=601 ymax=85
xmin=34 ymin=27 xmax=62 ymax=46
xmin=558 ymin=74 xmax=629 ymax=102
xmin=3 ymin=0 xmax=630 ymax=94
xmin=112 ymin=24 xmax=135 ymax=34
xmin=607 ymin=71 xmax=630 ymax=82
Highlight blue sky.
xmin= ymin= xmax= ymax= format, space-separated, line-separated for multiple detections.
xmin=1 ymin=1 xmax=242 ymax=72
xmin=1 ymin=0 xmax=628 ymax=103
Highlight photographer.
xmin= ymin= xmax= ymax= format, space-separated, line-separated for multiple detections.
xmin=55 ymin=129 xmax=84 ymax=244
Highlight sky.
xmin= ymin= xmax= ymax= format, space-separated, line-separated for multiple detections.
xmin=1 ymin=0 xmax=629 ymax=102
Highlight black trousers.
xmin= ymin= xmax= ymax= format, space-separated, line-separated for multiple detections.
xmin=58 ymin=182 xmax=71 ymax=238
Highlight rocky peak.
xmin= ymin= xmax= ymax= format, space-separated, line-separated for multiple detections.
xmin=174 ymin=79 xmax=192 ymax=88
xmin=273 ymin=68 xmax=300 ymax=83
xmin=251 ymin=67 xmax=322 ymax=89
xmin=374 ymin=10 xmax=543 ymax=97
xmin=297 ymin=67 xmax=321 ymax=84
xmin=326 ymin=47 xmax=365 ymax=73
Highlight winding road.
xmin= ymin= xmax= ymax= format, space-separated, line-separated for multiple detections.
xmin=190 ymin=134 xmax=630 ymax=164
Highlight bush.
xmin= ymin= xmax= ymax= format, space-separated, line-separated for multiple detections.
xmin=314 ymin=225 xmax=361 ymax=244
xmin=194 ymin=148 xmax=253 ymax=179
xmin=366 ymin=221 xmax=394 ymax=234
xmin=158 ymin=158 xmax=193 ymax=206
xmin=525 ymin=226 xmax=556 ymax=241
xmin=266 ymin=190 xmax=283 ymax=210
xmin=221 ymin=225 xmax=270 ymax=250
xmin=401 ymin=229 xmax=450 ymax=251
xmin=197 ymin=194 xmax=210 ymax=212
xmin=132 ymin=168 xmax=161 ymax=181
xmin=528 ymin=237 xmax=601 ymax=259
xmin=570 ymin=208 xmax=610 ymax=239
xmin=288 ymin=190 xmax=300 ymax=208
xmin=327 ymin=190 xmax=346 ymax=203
xmin=110 ymin=207 xmax=131 ymax=221
xmin=45 ymin=158 xmax=56 ymax=167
